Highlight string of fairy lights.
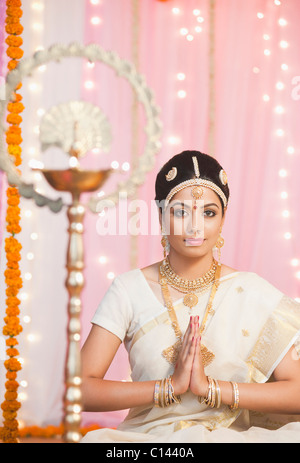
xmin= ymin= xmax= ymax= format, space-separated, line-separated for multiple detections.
xmin=256 ymin=2 xmax=300 ymax=294
xmin=168 ymin=1 xmax=300 ymax=297
xmin=3 ymin=0 xmax=299 ymax=422
xmin=15 ymin=0 xmax=46 ymax=411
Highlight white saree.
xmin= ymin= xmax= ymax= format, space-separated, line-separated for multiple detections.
xmin=81 ymin=269 xmax=300 ymax=443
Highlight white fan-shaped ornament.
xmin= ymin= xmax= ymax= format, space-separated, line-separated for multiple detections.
xmin=39 ymin=101 xmax=112 ymax=157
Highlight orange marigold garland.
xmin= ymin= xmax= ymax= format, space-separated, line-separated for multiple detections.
xmin=0 ymin=0 xmax=24 ymax=444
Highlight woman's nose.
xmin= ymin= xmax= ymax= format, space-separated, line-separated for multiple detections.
xmin=187 ymin=208 xmax=204 ymax=236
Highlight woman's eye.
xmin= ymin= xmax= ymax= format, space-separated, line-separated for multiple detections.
xmin=204 ymin=209 xmax=216 ymax=218
xmin=173 ymin=209 xmax=189 ymax=218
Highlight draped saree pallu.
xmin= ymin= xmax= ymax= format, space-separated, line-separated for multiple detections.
xmin=81 ymin=269 xmax=300 ymax=443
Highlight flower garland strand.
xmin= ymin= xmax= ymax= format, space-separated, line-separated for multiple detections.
xmin=0 ymin=0 xmax=24 ymax=444
xmin=18 ymin=423 xmax=103 ymax=441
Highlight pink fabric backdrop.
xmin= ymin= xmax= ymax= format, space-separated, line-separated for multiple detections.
xmin=80 ymin=0 xmax=300 ymax=427
xmin=0 ymin=0 xmax=299 ymax=430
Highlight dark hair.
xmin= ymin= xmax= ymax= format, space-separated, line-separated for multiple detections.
xmin=155 ymin=150 xmax=230 ymax=213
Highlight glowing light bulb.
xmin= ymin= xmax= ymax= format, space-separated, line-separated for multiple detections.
xmin=276 ymin=129 xmax=285 ymax=137
xmin=31 ymin=232 xmax=38 ymax=240
xmin=275 ymin=105 xmax=284 ymax=114
xmin=24 ymin=272 xmax=32 ymax=281
xmin=32 ymin=22 xmax=43 ymax=31
xmin=111 ymin=160 xmax=119 ymax=169
xmin=28 ymin=82 xmax=40 ymax=92
xmin=263 ymin=94 xmax=270 ymax=102
xmin=37 ymin=108 xmax=45 ymax=117
xmin=281 ymin=63 xmax=288 ymax=71
xmin=27 ymin=333 xmax=37 ymax=343
xmin=282 ymin=210 xmax=290 ymax=218
xmin=177 ymin=73 xmax=185 ymax=81
xmin=177 ymin=90 xmax=186 ymax=98
xmin=257 ymin=12 xmax=264 ymax=19
xmin=280 ymin=191 xmax=288 ymax=199
xmin=122 ymin=162 xmax=130 ymax=171
xmin=278 ymin=18 xmax=287 ymax=26
xmin=291 ymin=259 xmax=299 ymax=267
xmin=279 ymin=169 xmax=287 ymax=177
xmin=23 ymin=316 xmax=31 ymax=324
xmin=168 ymin=136 xmax=181 ymax=145
xmin=276 ymin=82 xmax=285 ymax=90
xmin=280 ymin=40 xmax=289 ymax=49
xmin=24 ymin=210 xmax=32 ymax=218
xmin=284 ymin=232 xmax=292 ymax=240
xmin=287 ymin=146 xmax=295 ymax=154
xmin=99 ymin=256 xmax=107 ymax=264
xmin=264 ymin=49 xmax=271 ymax=56
xmin=18 ymin=392 xmax=28 ymax=401
xmin=172 ymin=7 xmax=180 ymax=15
xmin=193 ymin=9 xmax=201 ymax=16
xmin=180 ymin=28 xmax=188 ymax=36
xmin=84 ymin=80 xmax=94 ymax=90
xmin=107 ymin=272 xmax=115 ymax=280
xmin=20 ymin=292 xmax=29 ymax=301
xmin=91 ymin=16 xmax=101 ymax=25
xmin=31 ymin=2 xmax=44 ymax=10
xmin=69 ymin=156 xmax=79 ymax=168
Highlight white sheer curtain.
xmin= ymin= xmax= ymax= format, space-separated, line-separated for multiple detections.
xmin=0 ymin=0 xmax=85 ymax=427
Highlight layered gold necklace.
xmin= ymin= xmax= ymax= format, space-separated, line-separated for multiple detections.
xmin=160 ymin=257 xmax=218 ymax=311
xmin=159 ymin=259 xmax=221 ymax=367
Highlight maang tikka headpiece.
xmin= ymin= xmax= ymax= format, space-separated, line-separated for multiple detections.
xmin=164 ymin=156 xmax=228 ymax=209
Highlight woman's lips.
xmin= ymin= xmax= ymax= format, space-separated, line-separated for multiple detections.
xmin=185 ymin=238 xmax=204 ymax=246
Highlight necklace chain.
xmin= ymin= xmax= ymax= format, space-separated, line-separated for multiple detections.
xmin=160 ymin=257 xmax=218 ymax=294
xmin=159 ymin=262 xmax=222 ymax=366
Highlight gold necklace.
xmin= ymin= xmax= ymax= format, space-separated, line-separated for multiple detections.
xmin=159 ymin=263 xmax=221 ymax=367
xmin=160 ymin=257 xmax=218 ymax=310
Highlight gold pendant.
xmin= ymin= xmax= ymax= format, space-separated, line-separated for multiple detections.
xmin=183 ymin=293 xmax=198 ymax=309
xmin=162 ymin=340 xmax=215 ymax=368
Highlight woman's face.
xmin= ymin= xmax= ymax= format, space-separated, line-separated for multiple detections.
xmin=162 ymin=186 xmax=225 ymax=259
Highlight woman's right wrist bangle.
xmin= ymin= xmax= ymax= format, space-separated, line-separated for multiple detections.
xmin=154 ymin=376 xmax=181 ymax=408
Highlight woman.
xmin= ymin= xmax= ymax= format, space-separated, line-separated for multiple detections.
xmin=81 ymin=150 xmax=300 ymax=443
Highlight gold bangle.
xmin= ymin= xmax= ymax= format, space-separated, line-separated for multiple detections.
xmin=154 ymin=376 xmax=181 ymax=408
xmin=154 ymin=380 xmax=160 ymax=407
xmin=214 ymin=379 xmax=221 ymax=409
xmin=198 ymin=376 xmax=217 ymax=408
xmin=230 ymin=381 xmax=239 ymax=410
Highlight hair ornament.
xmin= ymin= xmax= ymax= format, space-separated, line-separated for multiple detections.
xmin=165 ymin=167 xmax=177 ymax=182
xmin=219 ymin=169 xmax=228 ymax=186
xmin=165 ymin=179 xmax=228 ymax=209
xmin=192 ymin=156 xmax=200 ymax=178
xmin=191 ymin=186 xmax=204 ymax=200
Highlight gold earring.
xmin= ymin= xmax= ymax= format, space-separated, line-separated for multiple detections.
xmin=161 ymin=233 xmax=170 ymax=259
xmin=215 ymin=234 xmax=224 ymax=264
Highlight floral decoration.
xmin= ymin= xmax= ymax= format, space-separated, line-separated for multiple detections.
xmin=0 ymin=0 xmax=24 ymax=444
